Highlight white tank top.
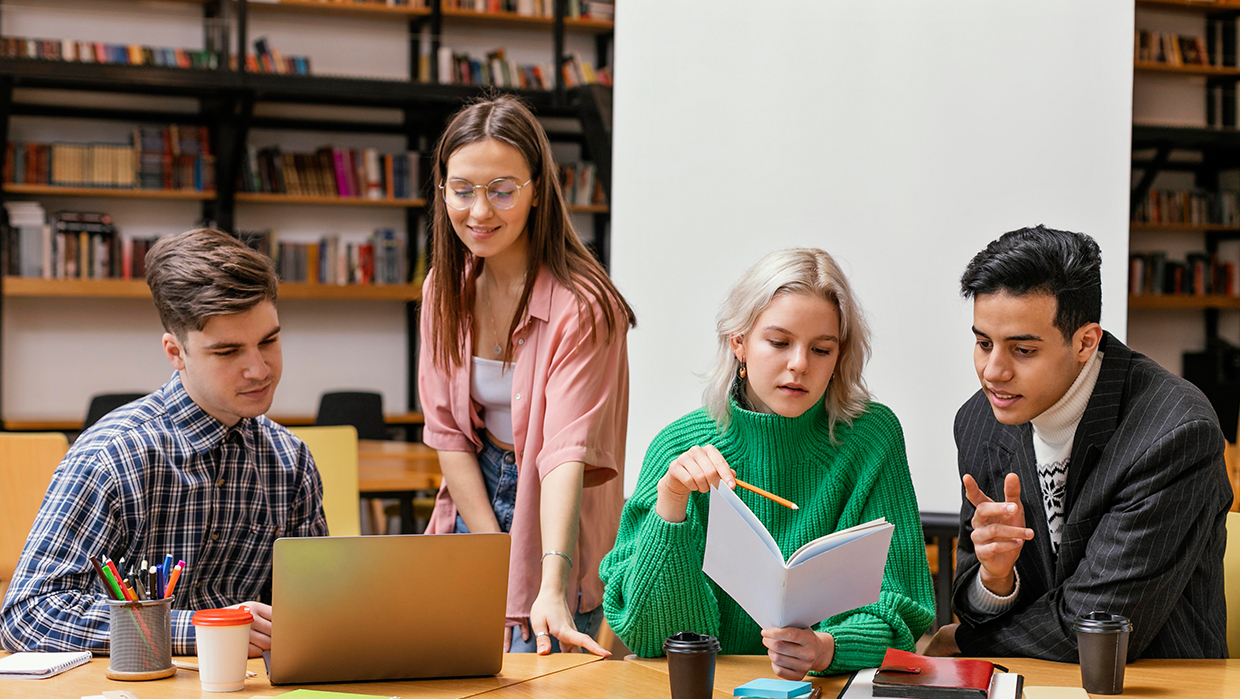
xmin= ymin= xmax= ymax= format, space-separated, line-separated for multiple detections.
xmin=471 ymin=356 xmax=514 ymax=445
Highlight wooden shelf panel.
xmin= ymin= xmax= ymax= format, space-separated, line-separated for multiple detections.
xmin=1129 ymin=294 xmax=1240 ymax=309
xmin=3 ymin=184 xmax=215 ymax=200
xmin=3 ymin=277 xmax=422 ymax=301
xmin=1131 ymin=222 xmax=1240 ymax=232
xmin=249 ymin=0 xmax=431 ymax=17
xmin=235 ymin=192 xmax=427 ymax=207
xmin=1134 ymin=61 xmax=1240 ymax=77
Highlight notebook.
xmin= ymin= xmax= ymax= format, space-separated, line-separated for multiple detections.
xmin=0 ymin=651 xmax=91 ymax=679
xmin=872 ymin=649 xmax=997 ymax=698
xmin=702 ymin=484 xmax=894 ymax=628
xmin=838 ymin=668 xmax=1023 ymax=699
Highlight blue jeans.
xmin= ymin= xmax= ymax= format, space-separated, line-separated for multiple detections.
xmin=453 ymin=431 xmax=518 ymax=534
xmin=453 ymin=433 xmax=602 ymax=653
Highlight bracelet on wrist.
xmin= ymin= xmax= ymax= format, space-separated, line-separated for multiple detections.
xmin=541 ymin=550 xmax=573 ymax=568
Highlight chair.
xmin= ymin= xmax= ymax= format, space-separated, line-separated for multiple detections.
xmin=0 ymin=433 xmax=70 ymax=600
xmin=1226 ymin=511 xmax=1240 ymax=658
xmin=315 ymin=391 xmax=387 ymax=441
xmin=289 ymin=426 xmax=360 ymax=537
xmin=83 ymin=393 xmax=147 ymax=431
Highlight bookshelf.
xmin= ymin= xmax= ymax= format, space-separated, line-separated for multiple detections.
xmin=1129 ymin=294 xmax=1240 ymax=309
xmin=0 ymin=0 xmax=614 ymax=425
xmin=2 ymin=277 xmax=422 ymax=302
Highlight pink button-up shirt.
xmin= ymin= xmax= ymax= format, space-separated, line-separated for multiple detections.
xmin=418 ymin=266 xmax=628 ymax=622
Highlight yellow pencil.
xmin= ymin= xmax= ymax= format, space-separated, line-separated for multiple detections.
xmin=734 ymin=478 xmax=799 ymax=510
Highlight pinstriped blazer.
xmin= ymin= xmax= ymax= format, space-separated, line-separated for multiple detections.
xmin=951 ymin=332 xmax=1233 ymax=660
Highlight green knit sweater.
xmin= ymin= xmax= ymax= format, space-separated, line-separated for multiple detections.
xmin=598 ymin=399 xmax=935 ymax=674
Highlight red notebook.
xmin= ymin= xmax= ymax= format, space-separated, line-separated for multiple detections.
xmin=871 ymin=649 xmax=998 ymax=699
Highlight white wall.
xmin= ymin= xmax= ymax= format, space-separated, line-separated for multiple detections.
xmin=611 ymin=1 xmax=1135 ymax=513
xmin=1 ymin=0 xmax=598 ymax=420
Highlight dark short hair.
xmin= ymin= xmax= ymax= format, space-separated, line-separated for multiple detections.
xmin=960 ymin=225 xmax=1102 ymax=342
xmin=146 ymin=228 xmax=278 ymax=340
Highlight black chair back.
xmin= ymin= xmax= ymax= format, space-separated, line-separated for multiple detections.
xmin=84 ymin=393 xmax=147 ymax=430
xmin=316 ymin=391 xmax=387 ymax=441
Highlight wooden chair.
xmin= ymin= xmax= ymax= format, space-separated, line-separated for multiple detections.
xmin=0 ymin=433 xmax=69 ymax=600
xmin=289 ymin=425 xmax=360 ymax=537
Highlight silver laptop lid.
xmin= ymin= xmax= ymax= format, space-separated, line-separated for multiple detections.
xmin=269 ymin=533 xmax=510 ymax=685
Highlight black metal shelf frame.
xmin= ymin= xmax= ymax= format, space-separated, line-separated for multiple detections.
xmin=0 ymin=0 xmax=614 ymax=422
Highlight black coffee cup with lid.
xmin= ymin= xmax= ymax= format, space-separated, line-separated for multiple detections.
xmin=1074 ymin=611 xmax=1132 ymax=694
xmin=664 ymin=631 xmax=721 ymax=699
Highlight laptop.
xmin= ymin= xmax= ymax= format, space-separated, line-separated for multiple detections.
xmin=267 ymin=533 xmax=510 ymax=685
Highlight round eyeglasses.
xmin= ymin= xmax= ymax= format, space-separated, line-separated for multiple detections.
xmin=440 ymin=177 xmax=532 ymax=211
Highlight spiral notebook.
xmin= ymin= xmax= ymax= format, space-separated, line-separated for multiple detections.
xmin=0 ymin=651 xmax=92 ymax=679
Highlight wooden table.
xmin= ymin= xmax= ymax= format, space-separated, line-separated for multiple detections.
xmin=358 ymin=439 xmax=442 ymax=534
xmin=0 ymin=651 xmax=598 ymax=698
xmin=2 ymin=412 xmax=426 ymax=432
xmin=629 ymin=653 xmax=1240 ymax=698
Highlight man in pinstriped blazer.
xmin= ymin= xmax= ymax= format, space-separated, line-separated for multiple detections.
xmin=926 ymin=225 xmax=1232 ymax=661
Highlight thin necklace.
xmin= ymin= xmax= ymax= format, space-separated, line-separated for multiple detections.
xmin=483 ymin=269 xmax=525 ymax=357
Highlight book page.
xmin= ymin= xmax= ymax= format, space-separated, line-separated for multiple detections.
xmin=702 ymin=485 xmax=789 ymax=629
xmin=780 ymin=523 xmax=893 ymax=628
xmin=785 ymin=517 xmax=890 ymax=567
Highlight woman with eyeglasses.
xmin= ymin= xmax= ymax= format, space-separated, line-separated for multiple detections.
xmin=419 ymin=96 xmax=635 ymax=657
xmin=599 ymin=248 xmax=934 ymax=679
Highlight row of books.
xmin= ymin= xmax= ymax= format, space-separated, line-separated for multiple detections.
xmin=562 ymin=53 xmax=611 ymax=88
xmin=558 ymin=162 xmax=605 ymax=206
xmin=249 ymin=38 xmax=312 ymax=76
xmin=6 ymin=127 xmax=215 ymax=192
xmin=1132 ymin=189 xmax=1240 ymax=227
xmin=444 ymin=0 xmax=613 ymax=19
xmin=433 ymin=47 xmax=606 ymax=88
xmin=240 ymin=147 xmax=420 ymax=201
xmin=0 ymin=36 xmax=219 ymax=70
xmin=1135 ymin=31 xmax=1212 ymax=67
xmin=1130 ymin=251 xmax=1238 ymax=297
xmin=2 ymin=203 xmax=133 ymax=280
xmin=239 ymin=229 xmax=409 ymax=286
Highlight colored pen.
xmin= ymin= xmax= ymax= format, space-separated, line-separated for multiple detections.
xmin=162 ymin=554 xmax=174 ymax=583
xmin=164 ymin=564 xmax=183 ymax=599
xmin=104 ymin=559 xmax=131 ymax=600
xmin=99 ymin=564 xmax=124 ymax=601
xmin=134 ymin=573 xmax=148 ymax=601
xmin=88 ymin=556 xmax=119 ymax=600
xmin=149 ymin=566 xmax=158 ymax=598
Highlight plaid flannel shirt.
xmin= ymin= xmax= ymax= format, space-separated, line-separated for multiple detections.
xmin=0 ymin=372 xmax=328 ymax=655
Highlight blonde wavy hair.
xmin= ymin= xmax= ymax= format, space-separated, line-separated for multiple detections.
xmin=704 ymin=248 xmax=872 ymax=440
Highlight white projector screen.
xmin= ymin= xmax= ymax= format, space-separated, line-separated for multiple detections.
xmin=611 ymin=1 xmax=1134 ymax=513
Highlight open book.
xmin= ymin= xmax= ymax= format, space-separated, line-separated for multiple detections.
xmin=702 ymin=484 xmax=894 ymax=629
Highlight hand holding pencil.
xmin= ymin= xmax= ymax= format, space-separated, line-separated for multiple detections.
xmin=656 ymin=444 xmax=798 ymax=523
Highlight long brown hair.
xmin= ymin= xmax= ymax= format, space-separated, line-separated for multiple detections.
xmin=428 ymin=96 xmax=635 ymax=369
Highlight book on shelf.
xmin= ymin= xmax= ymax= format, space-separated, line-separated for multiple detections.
xmin=561 ymin=52 xmax=611 ymax=87
xmin=295 ymin=0 xmax=425 ymax=7
xmin=248 ymin=37 xmax=312 ymax=76
xmin=5 ymin=125 xmax=215 ymax=193
xmin=0 ymin=204 xmax=145 ymax=281
xmin=557 ymin=162 xmax=606 ymax=206
xmin=443 ymin=0 xmax=611 ymax=19
xmin=237 ymin=228 xmax=408 ymax=286
xmin=1132 ymin=189 xmax=1240 ymax=227
xmin=1135 ymin=30 xmax=1212 ymax=67
xmin=1130 ymin=250 xmax=1239 ymax=297
xmin=239 ymin=146 xmax=419 ymax=200
xmin=435 ymin=46 xmax=555 ymax=89
xmin=0 ymin=36 xmax=219 ymax=70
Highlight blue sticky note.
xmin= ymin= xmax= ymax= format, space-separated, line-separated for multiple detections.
xmin=733 ymin=678 xmax=813 ymax=698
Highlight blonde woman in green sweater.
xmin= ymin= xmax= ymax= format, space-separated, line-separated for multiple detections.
xmin=599 ymin=248 xmax=934 ymax=679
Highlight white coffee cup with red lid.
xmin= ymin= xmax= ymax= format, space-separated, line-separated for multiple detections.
xmin=192 ymin=607 xmax=253 ymax=692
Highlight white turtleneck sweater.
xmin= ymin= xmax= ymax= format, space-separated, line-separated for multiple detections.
xmin=966 ymin=348 xmax=1104 ymax=615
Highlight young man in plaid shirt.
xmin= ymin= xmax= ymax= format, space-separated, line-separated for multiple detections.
xmin=0 ymin=228 xmax=328 ymax=656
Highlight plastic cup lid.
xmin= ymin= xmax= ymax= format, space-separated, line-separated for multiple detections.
xmin=192 ymin=608 xmax=254 ymax=627
xmin=663 ymin=631 xmax=721 ymax=653
xmin=1073 ymin=611 xmax=1133 ymax=632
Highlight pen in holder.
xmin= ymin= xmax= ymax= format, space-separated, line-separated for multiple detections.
xmin=105 ymin=596 xmax=176 ymax=681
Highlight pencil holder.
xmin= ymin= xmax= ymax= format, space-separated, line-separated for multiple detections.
xmin=105 ymin=596 xmax=177 ymax=681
